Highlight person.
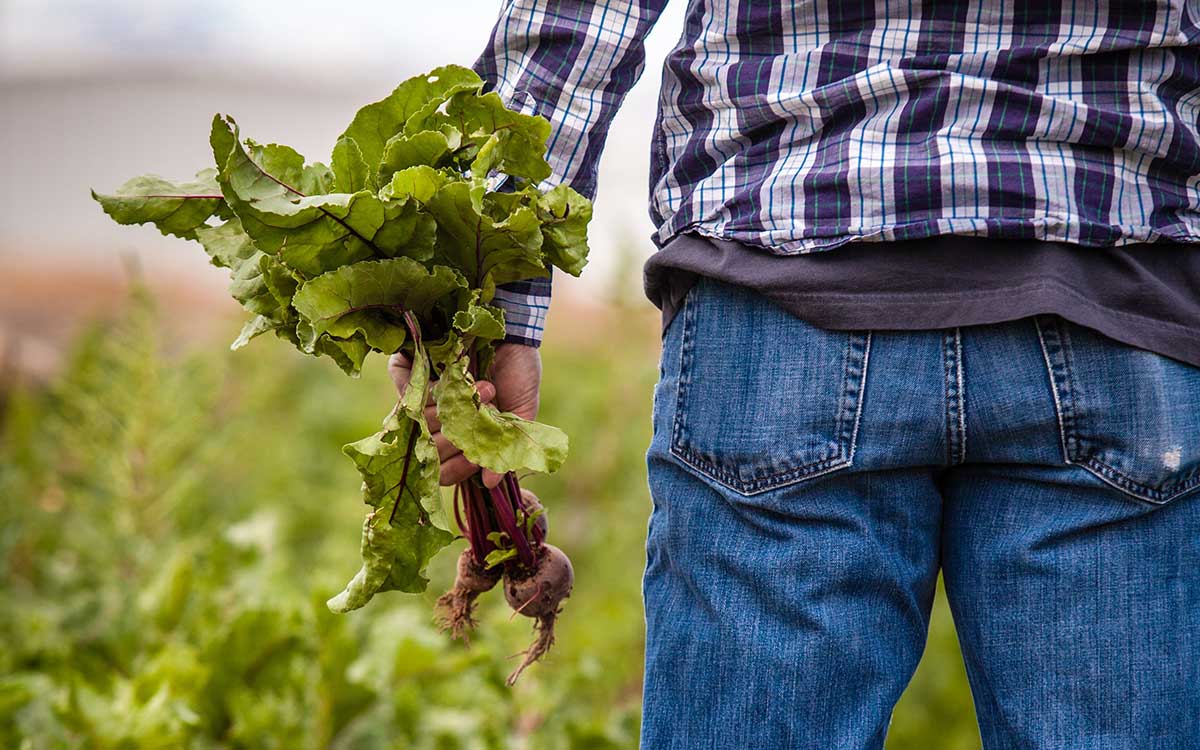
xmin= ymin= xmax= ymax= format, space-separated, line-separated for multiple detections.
xmin=390 ymin=2 xmax=1200 ymax=747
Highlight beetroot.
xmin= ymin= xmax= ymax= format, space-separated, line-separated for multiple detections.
xmin=443 ymin=474 xmax=573 ymax=683
xmin=502 ymin=543 xmax=574 ymax=685
xmin=435 ymin=548 xmax=502 ymax=641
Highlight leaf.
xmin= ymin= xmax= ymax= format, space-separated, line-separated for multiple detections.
xmin=328 ymin=340 xmax=452 ymax=612
xmin=292 ymin=257 xmax=464 ymax=354
xmin=91 ymin=169 xmax=226 ymax=240
xmin=379 ymin=128 xmax=461 ymax=185
xmin=331 ymin=136 xmax=371 ymax=193
xmin=433 ymin=344 xmax=568 ymax=475
xmin=436 ymin=91 xmax=552 ymax=184
xmin=260 ymin=256 xmax=300 ymax=309
xmin=452 ymin=293 xmax=505 ymax=342
xmin=244 ymin=138 xmax=334 ymax=194
xmin=537 ymin=184 xmax=592 ymax=277
xmin=317 ymin=334 xmax=371 ymax=377
xmin=426 ymin=181 xmax=545 ymax=289
xmin=484 ymin=548 xmax=518 ymax=569
xmin=338 ymin=64 xmax=483 ymax=191
xmin=394 ymin=339 xmax=431 ymax=419
xmin=373 ymin=199 xmax=438 ymax=262
xmin=210 ymin=115 xmax=383 ymax=278
xmin=381 ymin=165 xmax=448 ymax=204
xmin=231 ymin=314 xmax=276 ymax=350
xmin=194 ymin=219 xmax=279 ymax=316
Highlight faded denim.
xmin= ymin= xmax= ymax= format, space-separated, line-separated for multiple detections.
xmin=641 ymin=278 xmax=1200 ymax=749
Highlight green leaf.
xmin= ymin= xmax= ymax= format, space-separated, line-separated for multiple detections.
xmin=316 ymin=333 xmax=371 ymax=376
xmin=426 ymin=181 xmax=545 ymax=289
xmin=537 ymin=184 xmax=592 ymax=276
xmin=373 ymin=199 xmax=438 ymax=262
xmin=91 ymin=169 xmax=226 ymax=240
xmin=231 ymin=314 xmax=276 ymax=350
xmin=394 ymin=340 xmax=431 ymax=419
xmin=291 ymin=257 xmax=464 ymax=354
xmin=260 ymin=256 xmax=300 ymax=309
xmin=211 ymin=114 xmax=383 ymax=278
xmin=379 ymin=128 xmax=461 ymax=185
xmin=331 ymin=136 xmax=371 ymax=193
xmin=436 ymin=91 xmax=552 ymax=183
xmin=484 ymin=548 xmax=518 ymax=569
xmin=452 ymin=293 xmax=506 ymax=342
xmin=328 ymin=339 xmax=452 ymax=612
xmin=194 ymin=219 xmax=279 ymax=317
xmin=432 ymin=344 xmax=568 ymax=475
xmin=381 ymin=165 xmax=448 ymax=204
xmin=338 ymin=64 xmax=483 ymax=191
xmin=243 ymin=138 xmax=334 ymax=194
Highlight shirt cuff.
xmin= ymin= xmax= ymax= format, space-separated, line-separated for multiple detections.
xmin=494 ymin=275 xmax=552 ymax=348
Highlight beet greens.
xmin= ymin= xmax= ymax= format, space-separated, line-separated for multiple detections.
xmin=93 ymin=64 xmax=588 ymax=681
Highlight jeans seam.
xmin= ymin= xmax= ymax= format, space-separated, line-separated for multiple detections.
xmin=955 ymin=328 xmax=967 ymax=463
xmin=833 ymin=328 xmax=853 ymax=453
xmin=1034 ymin=315 xmax=1073 ymax=467
xmin=942 ymin=329 xmax=967 ymax=466
xmin=671 ymin=278 xmax=699 ymax=454
xmin=847 ymin=332 xmax=872 ymax=466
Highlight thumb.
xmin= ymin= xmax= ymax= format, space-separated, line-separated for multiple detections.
xmin=387 ymin=352 xmax=413 ymax=395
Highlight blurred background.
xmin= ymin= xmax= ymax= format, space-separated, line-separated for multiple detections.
xmin=0 ymin=1 xmax=980 ymax=746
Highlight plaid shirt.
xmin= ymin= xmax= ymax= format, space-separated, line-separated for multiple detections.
xmin=477 ymin=1 xmax=1200 ymax=346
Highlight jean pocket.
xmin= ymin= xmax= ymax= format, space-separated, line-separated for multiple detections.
xmin=1037 ymin=316 xmax=1200 ymax=504
xmin=669 ymin=278 xmax=872 ymax=496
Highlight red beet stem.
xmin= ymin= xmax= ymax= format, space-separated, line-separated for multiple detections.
xmin=490 ymin=481 xmax=535 ymax=568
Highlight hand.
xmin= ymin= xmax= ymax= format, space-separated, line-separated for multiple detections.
xmin=388 ymin=342 xmax=542 ymax=488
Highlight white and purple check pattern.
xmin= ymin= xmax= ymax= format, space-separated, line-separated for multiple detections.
xmin=478 ymin=1 xmax=1200 ymax=345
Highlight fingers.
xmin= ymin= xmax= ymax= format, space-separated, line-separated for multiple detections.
xmin=440 ymin=454 xmax=480 ymax=486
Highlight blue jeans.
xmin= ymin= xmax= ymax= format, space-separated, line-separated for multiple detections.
xmin=641 ymin=278 xmax=1200 ymax=749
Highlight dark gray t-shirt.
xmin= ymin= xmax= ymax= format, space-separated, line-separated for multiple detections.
xmin=644 ymin=233 xmax=1200 ymax=369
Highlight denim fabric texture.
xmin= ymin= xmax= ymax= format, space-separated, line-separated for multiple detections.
xmin=642 ymin=278 xmax=1200 ymax=749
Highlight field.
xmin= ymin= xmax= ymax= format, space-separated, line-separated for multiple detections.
xmin=0 ymin=285 xmax=981 ymax=748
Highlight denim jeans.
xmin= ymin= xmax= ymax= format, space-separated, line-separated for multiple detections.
xmin=641 ymin=277 xmax=1200 ymax=749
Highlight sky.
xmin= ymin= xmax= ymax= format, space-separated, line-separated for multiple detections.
xmin=0 ymin=0 xmax=689 ymax=303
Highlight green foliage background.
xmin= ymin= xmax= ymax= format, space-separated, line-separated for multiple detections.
xmin=0 ymin=288 xmax=980 ymax=748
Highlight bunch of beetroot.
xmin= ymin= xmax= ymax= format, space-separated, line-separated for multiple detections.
xmin=92 ymin=64 xmax=589 ymax=683
xmin=439 ymin=487 xmax=573 ymax=684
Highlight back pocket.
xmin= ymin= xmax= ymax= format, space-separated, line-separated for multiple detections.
xmin=670 ymin=277 xmax=871 ymax=496
xmin=1038 ymin=316 xmax=1200 ymax=504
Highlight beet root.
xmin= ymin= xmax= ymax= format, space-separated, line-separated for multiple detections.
xmin=503 ymin=543 xmax=574 ymax=685
xmin=435 ymin=548 xmax=502 ymax=642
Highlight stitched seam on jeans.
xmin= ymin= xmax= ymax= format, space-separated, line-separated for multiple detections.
xmin=942 ymin=332 xmax=953 ymax=466
xmin=1035 ymin=316 xmax=1073 ymax=466
xmin=846 ymin=332 xmax=872 ymax=464
xmin=1080 ymin=455 xmax=1200 ymax=504
xmin=671 ymin=280 xmax=698 ymax=450
xmin=941 ymin=330 xmax=967 ymax=466
xmin=955 ymin=329 xmax=967 ymax=463
xmin=670 ymin=445 xmax=854 ymax=496
xmin=833 ymin=328 xmax=853 ymax=452
xmin=1058 ymin=320 xmax=1084 ymax=458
